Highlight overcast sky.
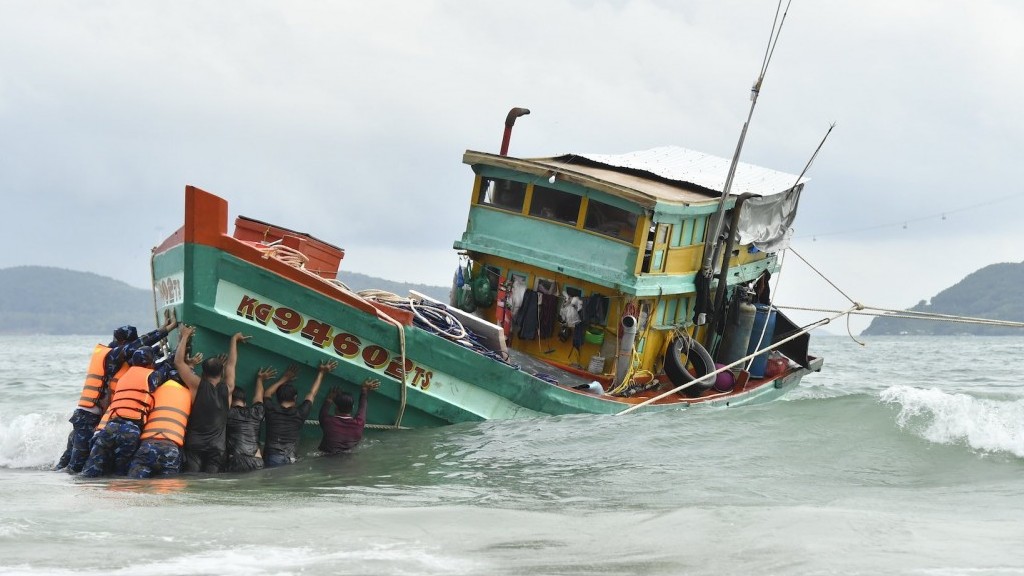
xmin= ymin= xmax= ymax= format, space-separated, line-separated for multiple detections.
xmin=4 ymin=1 xmax=1023 ymax=334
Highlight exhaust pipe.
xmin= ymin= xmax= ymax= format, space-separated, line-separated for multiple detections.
xmin=614 ymin=315 xmax=638 ymax=387
xmin=499 ymin=107 xmax=531 ymax=156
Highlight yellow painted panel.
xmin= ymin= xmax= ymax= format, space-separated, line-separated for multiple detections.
xmin=663 ymin=245 xmax=703 ymax=275
xmin=731 ymin=245 xmax=769 ymax=266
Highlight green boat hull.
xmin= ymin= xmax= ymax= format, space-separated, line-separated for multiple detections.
xmin=152 ymin=240 xmax=821 ymax=431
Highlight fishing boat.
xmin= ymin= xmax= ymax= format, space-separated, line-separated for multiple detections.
xmin=150 ymin=112 xmax=823 ymax=429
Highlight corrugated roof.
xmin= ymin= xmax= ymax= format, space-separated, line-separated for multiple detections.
xmin=550 ymin=146 xmax=806 ymax=197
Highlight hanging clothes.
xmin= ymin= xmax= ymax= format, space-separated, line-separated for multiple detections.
xmin=510 ymin=276 xmax=527 ymax=319
xmin=539 ymin=293 xmax=559 ymax=339
xmin=583 ymin=294 xmax=608 ymax=326
xmin=514 ymin=289 xmax=539 ymax=340
xmin=559 ymin=293 xmax=583 ymax=327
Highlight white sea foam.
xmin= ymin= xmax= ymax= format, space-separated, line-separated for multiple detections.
xmin=0 ymin=410 xmax=68 ymax=469
xmin=0 ymin=544 xmax=482 ymax=576
xmin=880 ymin=385 xmax=1024 ymax=458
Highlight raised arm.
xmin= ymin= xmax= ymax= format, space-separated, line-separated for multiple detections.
xmin=254 ymin=366 xmax=276 ymax=404
xmin=263 ymin=364 xmax=299 ymax=401
xmin=174 ymin=325 xmax=202 ymax=394
xmin=306 ymin=360 xmax=337 ymax=403
xmin=142 ymin=309 xmax=180 ymax=347
xmin=225 ymin=332 xmax=250 ymax=397
xmin=357 ymin=378 xmax=380 ymax=420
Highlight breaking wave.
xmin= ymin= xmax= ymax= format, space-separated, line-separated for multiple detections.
xmin=880 ymin=385 xmax=1024 ymax=458
xmin=0 ymin=409 xmax=67 ymax=469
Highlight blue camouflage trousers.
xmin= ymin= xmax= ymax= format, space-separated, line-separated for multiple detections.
xmin=80 ymin=419 xmax=142 ymax=477
xmin=128 ymin=439 xmax=182 ymax=478
xmin=56 ymin=409 xmax=102 ymax=472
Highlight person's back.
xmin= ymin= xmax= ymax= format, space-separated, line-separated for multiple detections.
xmin=183 ymin=375 xmax=229 ymax=471
xmin=226 ymin=401 xmax=264 ymax=468
xmin=128 ymin=379 xmax=193 ymax=478
xmin=176 ymin=327 xmax=249 ymax=474
xmin=263 ymin=360 xmax=334 ymax=467
xmin=319 ymin=378 xmax=379 ymax=455
xmin=263 ymin=391 xmax=312 ymax=466
xmin=225 ymin=366 xmax=280 ymax=472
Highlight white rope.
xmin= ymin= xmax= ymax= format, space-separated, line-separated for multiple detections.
xmin=258 ymin=244 xmax=309 ymax=269
xmin=777 ymin=304 xmax=1024 ymax=329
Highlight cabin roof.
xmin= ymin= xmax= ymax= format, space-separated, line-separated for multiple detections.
xmin=464 ymin=146 xmax=806 ymax=208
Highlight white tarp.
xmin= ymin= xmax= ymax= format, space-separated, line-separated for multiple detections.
xmin=732 ymin=185 xmax=802 ymax=253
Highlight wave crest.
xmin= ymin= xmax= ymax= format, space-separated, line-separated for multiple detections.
xmin=880 ymin=385 xmax=1024 ymax=458
xmin=0 ymin=410 xmax=67 ymax=469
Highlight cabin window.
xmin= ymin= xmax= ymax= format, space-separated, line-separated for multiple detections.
xmin=678 ymin=219 xmax=695 ymax=247
xmin=535 ymin=277 xmax=558 ymax=295
xmin=508 ymin=271 xmax=528 ymax=294
xmin=479 ymin=178 xmax=527 ymax=212
xmin=584 ymin=200 xmax=637 ymax=242
xmin=483 ymin=264 xmax=502 ymax=289
xmin=528 ymin=186 xmax=581 ymax=225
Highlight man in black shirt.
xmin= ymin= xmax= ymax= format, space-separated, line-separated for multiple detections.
xmin=226 ymin=365 xmax=297 ymax=472
xmin=263 ymin=359 xmax=335 ymax=467
xmin=175 ymin=327 xmax=250 ymax=473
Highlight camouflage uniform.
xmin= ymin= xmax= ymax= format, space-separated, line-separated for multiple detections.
xmin=127 ymin=439 xmax=182 ymax=478
xmin=79 ymin=419 xmax=142 ymax=478
xmin=56 ymin=410 xmax=102 ymax=472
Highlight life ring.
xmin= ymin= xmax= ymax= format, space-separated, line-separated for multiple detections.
xmin=663 ymin=336 xmax=716 ymax=398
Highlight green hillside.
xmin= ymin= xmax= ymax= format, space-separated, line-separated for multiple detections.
xmin=336 ymin=271 xmax=450 ymax=303
xmin=0 ymin=266 xmax=154 ymax=335
xmin=862 ymin=261 xmax=1024 ymax=335
xmin=0 ymin=266 xmax=451 ymax=335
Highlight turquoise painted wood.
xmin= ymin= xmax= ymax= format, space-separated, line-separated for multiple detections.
xmin=151 ymin=241 xmax=820 ymax=431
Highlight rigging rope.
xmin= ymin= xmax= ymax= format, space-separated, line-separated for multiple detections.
xmin=784 ymin=245 xmax=1024 ymax=331
xmin=777 ymin=304 xmax=1024 ymax=329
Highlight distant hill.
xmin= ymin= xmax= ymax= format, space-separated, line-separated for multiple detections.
xmin=0 ymin=266 xmax=153 ymax=335
xmin=0 ymin=266 xmax=450 ymax=335
xmin=862 ymin=261 xmax=1024 ymax=335
xmin=335 ymin=271 xmax=450 ymax=303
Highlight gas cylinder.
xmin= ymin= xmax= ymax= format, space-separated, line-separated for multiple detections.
xmin=717 ymin=293 xmax=757 ymax=365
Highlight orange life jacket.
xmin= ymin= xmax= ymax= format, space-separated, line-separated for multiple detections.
xmin=106 ymin=366 xmax=155 ymax=423
xmin=107 ymin=360 xmax=131 ymax=391
xmin=77 ymin=344 xmax=110 ymax=410
xmin=140 ymin=381 xmax=192 ymax=447
xmin=95 ymin=362 xmax=133 ymax=430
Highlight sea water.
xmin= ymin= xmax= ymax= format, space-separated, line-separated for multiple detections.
xmin=1 ymin=334 xmax=1023 ymax=575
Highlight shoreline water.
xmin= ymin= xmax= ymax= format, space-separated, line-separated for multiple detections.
xmin=2 ymin=334 xmax=1023 ymax=575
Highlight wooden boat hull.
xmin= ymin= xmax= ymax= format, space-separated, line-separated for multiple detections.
xmin=151 ymin=186 xmax=821 ymax=431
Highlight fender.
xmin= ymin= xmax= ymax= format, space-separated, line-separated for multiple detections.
xmin=663 ymin=337 xmax=716 ymax=398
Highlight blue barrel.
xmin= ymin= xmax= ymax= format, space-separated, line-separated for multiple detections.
xmin=745 ymin=304 xmax=777 ymax=378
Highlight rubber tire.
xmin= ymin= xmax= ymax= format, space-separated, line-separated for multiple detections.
xmin=664 ymin=337 xmax=716 ymax=398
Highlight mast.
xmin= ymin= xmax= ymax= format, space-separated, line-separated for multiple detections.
xmin=696 ymin=0 xmax=791 ymax=326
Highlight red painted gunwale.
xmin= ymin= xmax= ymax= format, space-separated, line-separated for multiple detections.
xmin=153 ymin=185 xmax=414 ymax=325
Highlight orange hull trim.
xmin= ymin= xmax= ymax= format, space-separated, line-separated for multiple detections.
xmin=157 ymin=185 xmax=414 ymax=326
